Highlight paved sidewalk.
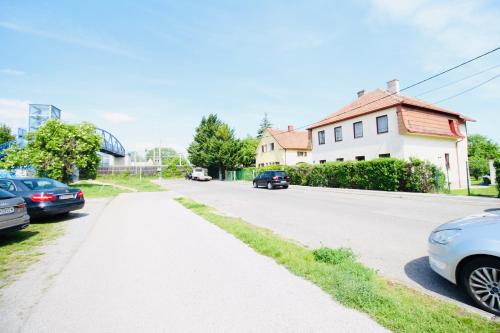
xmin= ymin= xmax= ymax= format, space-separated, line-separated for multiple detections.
xmin=21 ymin=192 xmax=386 ymax=333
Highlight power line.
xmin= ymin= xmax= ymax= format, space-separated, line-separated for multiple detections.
xmin=260 ymin=45 xmax=500 ymax=140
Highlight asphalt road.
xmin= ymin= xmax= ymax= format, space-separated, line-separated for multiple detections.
xmin=161 ymin=179 xmax=500 ymax=311
xmin=20 ymin=192 xmax=386 ymax=333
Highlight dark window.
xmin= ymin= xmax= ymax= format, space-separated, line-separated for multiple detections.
xmin=445 ymin=153 xmax=450 ymax=169
xmin=319 ymin=160 xmax=326 ymax=164
xmin=353 ymin=121 xmax=363 ymax=138
xmin=269 ymin=143 xmax=274 ymax=151
xmin=0 ymin=179 xmax=16 ymax=192
xmin=261 ymin=145 xmax=265 ymax=153
xmin=318 ymin=130 xmax=325 ymax=145
xmin=334 ymin=126 xmax=343 ymax=142
xmin=0 ymin=189 xmax=15 ymax=200
xmin=21 ymin=179 xmax=68 ymax=190
xmin=355 ymin=156 xmax=365 ymax=161
xmin=379 ymin=153 xmax=390 ymax=158
xmin=376 ymin=115 xmax=388 ymax=134
xmin=336 ymin=158 xmax=344 ymax=161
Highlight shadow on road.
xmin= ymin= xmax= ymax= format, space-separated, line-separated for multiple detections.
xmin=31 ymin=212 xmax=88 ymax=224
xmin=404 ymin=256 xmax=474 ymax=306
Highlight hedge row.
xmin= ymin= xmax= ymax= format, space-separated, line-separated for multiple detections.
xmin=256 ymin=158 xmax=445 ymax=193
xmin=495 ymin=160 xmax=500 ymax=197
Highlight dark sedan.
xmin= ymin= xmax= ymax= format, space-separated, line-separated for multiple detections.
xmin=0 ymin=178 xmax=85 ymax=218
xmin=253 ymin=170 xmax=290 ymax=189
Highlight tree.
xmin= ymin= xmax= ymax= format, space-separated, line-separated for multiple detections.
xmin=146 ymin=147 xmax=177 ymax=163
xmin=239 ymin=136 xmax=259 ymax=167
xmin=468 ymin=134 xmax=500 ymax=160
xmin=188 ymin=114 xmax=242 ymax=179
xmin=468 ymin=156 xmax=489 ymax=180
xmin=0 ymin=124 xmax=15 ymax=144
xmin=0 ymin=120 xmax=102 ymax=183
xmin=257 ymin=113 xmax=272 ymax=138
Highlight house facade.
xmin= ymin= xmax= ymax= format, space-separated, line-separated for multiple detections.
xmin=256 ymin=126 xmax=312 ymax=167
xmin=308 ymin=80 xmax=472 ymax=189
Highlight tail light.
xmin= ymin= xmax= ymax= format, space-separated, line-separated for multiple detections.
xmin=31 ymin=193 xmax=56 ymax=202
xmin=285 ymin=176 xmax=290 ymax=180
xmin=272 ymin=176 xmax=279 ymax=180
xmin=77 ymin=191 xmax=84 ymax=199
xmin=15 ymin=203 xmax=26 ymax=209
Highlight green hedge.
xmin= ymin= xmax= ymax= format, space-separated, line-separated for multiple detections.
xmin=495 ymin=160 xmax=500 ymax=197
xmin=256 ymin=158 xmax=445 ymax=193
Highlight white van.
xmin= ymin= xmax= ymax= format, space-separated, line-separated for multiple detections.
xmin=191 ymin=167 xmax=212 ymax=181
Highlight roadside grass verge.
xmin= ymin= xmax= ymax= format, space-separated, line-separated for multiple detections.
xmin=72 ymin=183 xmax=131 ymax=198
xmin=175 ymin=197 xmax=500 ymax=333
xmin=0 ymin=222 xmax=64 ymax=289
xmin=450 ymin=186 xmax=498 ymax=198
xmin=96 ymin=175 xmax=166 ymax=192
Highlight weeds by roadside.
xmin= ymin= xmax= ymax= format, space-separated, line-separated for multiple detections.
xmin=176 ymin=197 xmax=500 ymax=333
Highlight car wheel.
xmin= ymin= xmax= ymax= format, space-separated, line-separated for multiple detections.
xmin=253 ymin=182 xmax=257 ymax=188
xmin=267 ymin=182 xmax=273 ymax=190
xmin=461 ymin=256 xmax=500 ymax=316
xmin=283 ymin=185 xmax=289 ymax=189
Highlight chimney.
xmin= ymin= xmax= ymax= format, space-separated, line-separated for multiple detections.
xmin=357 ymin=90 xmax=365 ymax=98
xmin=387 ymin=79 xmax=400 ymax=95
xmin=287 ymin=125 xmax=294 ymax=132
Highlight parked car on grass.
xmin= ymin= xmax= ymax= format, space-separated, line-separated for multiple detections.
xmin=191 ymin=168 xmax=212 ymax=181
xmin=428 ymin=210 xmax=500 ymax=316
xmin=0 ymin=178 xmax=85 ymax=219
xmin=0 ymin=188 xmax=30 ymax=233
xmin=253 ymin=170 xmax=290 ymax=189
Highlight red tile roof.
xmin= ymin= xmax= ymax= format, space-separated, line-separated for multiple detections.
xmin=308 ymin=89 xmax=473 ymax=129
xmin=398 ymin=107 xmax=465 ymax=138
xmin=267 ymin=128 xmax=311 ymax=150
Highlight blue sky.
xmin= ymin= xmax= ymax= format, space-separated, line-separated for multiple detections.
xmin=1 ymin=0 xmax=499 ymax=154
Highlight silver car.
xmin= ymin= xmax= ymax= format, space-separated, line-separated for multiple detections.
xmin=428 ymin=210 xmax=500 ymax=316
xmin=0 ymin=188 xmax=30 ymax=232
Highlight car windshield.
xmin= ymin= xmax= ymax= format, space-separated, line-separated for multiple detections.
xmin=21 ymin=179 xmax=68 ymax=190
xmin=0 ymin=188 xmax=15 ymax=199
xmin=273 ymin=171 xmax=286 ymax=177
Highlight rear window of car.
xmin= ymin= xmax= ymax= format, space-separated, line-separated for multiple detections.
xmin=0 ymin=188 xmax=15 ymax=199
xmin=21 ymin=179 xmax=68 ymax=190
xmin=272 ymin=171 xmax=286 ymax=177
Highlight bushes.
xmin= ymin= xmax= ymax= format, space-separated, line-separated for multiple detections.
xmin=257 ymin=158 xmax=444 ymax=193
xmin=495 ymin=160 xmax=500 ymax=197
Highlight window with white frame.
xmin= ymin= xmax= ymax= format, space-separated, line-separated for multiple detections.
xmin=318 ymin=130 xmax=325 ymax=145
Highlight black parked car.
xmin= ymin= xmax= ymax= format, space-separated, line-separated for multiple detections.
xmin=0 ymin=178 xmax=85 ymax=218
xmin=253 ymin=170 xmax=290 ymax=189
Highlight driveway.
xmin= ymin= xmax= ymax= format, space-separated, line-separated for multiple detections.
xmin=160 ymin=179 xmax=500 ymax=311
xmin=18 ymin=192 xmax=386 ymax=333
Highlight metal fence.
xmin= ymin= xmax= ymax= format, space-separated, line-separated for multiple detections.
xmin=98 ymin=165 xmax=189 ymax=177
xmin=226 ymin=169 xmax=256 ymax=181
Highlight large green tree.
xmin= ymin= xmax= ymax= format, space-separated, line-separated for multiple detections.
xmin=257 ymin=113 xmax=272 ymax=138
xmin=0 ymin=124 xmax=15 ymax=144
xmin=239 ymin=136 xmax=259 ymax=167
xmin=468 ymin=134 xmax=500 ymax=160
xmin=188 ymin=114 xmax=242 ymax=178
xmin=0 ymin=120 xmax=102 ymax=182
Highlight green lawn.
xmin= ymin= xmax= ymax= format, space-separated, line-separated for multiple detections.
xmin=176 ymin=197 xmax=500 ymax=333
xmin=0 ymin=222 xmax=64 ymax=288
xmin=73 ymin=183 xmax=131 ymax=198
xmin=96 ymin=176 xmax=166 ymax=192
xmin=450 ymin=185 xmax=499 ymax=198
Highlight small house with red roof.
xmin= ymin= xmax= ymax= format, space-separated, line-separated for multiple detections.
xmin=308 ymin=79 xmax=472 ymax=189
xmin=256 ymin=125 xmax=312 ymax=167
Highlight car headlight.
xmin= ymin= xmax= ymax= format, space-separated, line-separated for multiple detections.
xmin=430 ymin=228 xmax=462 ymax=245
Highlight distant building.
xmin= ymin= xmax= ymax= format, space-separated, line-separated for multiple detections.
xmin=28 ymin=104 xmax=61 ymax=131
xmin=308 ymin=79 xmax=473 ymax=189
xmin=256 ymin=125 xmax=312 ymax=167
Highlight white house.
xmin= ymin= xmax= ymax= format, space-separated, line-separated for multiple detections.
xmin=308 ymin=80 xmax=473 ymax=189
xmin=256 ymin=126 xmax=312 ymax=167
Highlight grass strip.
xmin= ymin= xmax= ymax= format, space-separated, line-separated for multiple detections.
xmin=72 ymin=183 xmax=131 ymax=198
xmin=96 ymin=176 xmax=166 ymax=192
xmin=175 ymin=197 xmax=500 ymax=333
xmin=449 ymin=185 xmax=498 ymax=198
xmin=0 ymin=222 xmax=64 ymax=288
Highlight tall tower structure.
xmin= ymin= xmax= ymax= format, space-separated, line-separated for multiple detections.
xmin=28 ymin=104 xmax=61 ymax=131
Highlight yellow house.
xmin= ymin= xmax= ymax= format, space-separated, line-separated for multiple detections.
xmin=256 ymin=126 xmax=312 ymax=167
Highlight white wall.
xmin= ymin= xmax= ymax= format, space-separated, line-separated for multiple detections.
xmin=284 ymin=149 xmax=312 ymax=165
xmin=311 ymin=108 xmax=404 ymax=162
xmin=310 ymin=108 xmax=469 ymax=189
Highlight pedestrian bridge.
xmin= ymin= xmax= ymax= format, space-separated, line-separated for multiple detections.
xmin=0 ymin=128 xmax=126 ymax=158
